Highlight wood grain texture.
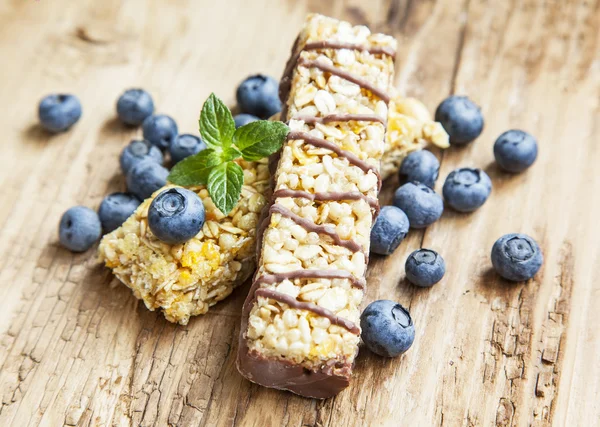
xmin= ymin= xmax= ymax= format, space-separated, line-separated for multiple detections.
xmin=0 ymin=0 xmax=599 ymax=425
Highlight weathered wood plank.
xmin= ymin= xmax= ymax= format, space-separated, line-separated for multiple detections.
xmin=0 ymin=0 xmax=598 ymax=426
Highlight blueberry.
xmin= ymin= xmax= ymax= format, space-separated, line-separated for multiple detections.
xmin=142 ymin=114 xmax=178 ymax=150
xmin=38 ymin=94 xmax=82 ymax=133
xmin=360 ymin=300 xmax=415 ymax=357
xmin=116 ymin=89 xmax=155 ymax=126
xmin=393 ymin=182 xmax=443 ymax=228
xmin=98 ymin=192 xmax=141 ymax=233
xmin=120 ymin=140 xmax=163 ymax=174
xmin=491 ymin=233 xmax=543 ymax=281
xmin=169 ymin=134 xmax=207 ymax=164
xmin=370 ymin=206 xmax=410 ymax=255
xmin=442 ymin=168 xmax=492 ymax=212
xmin=148 ymin=188 xmax=205 ymax=244
xmin=126 ymin=160 xmax=169 ymax=200
xmin=399 ymin=150 xmax=440 ymax=188
xmin=58 ymin=206 xmax=101 ymax=252
xmin=494 ymin=130 xmax=538 ymax=173
xmin=234 ymin=113 xmax=260 ymax=128
xmin=435 ymin=95 xmax=484 ymax=145
xmin=405 ymin=249 xmax=445 ymax=287
xmin=236 ymin=74 xmax=281 ymax=119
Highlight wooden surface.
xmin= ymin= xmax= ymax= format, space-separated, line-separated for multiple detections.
xmin=0 ymin=0 xmax=599 ymax=425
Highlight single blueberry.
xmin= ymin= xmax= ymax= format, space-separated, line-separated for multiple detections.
xmin=435 ymin=95 xmax=484 ymax=145
xmin=494 ymin=129 xmax=538 ymax=173
xmin=116 ymin=88 xmax=155 ymax=126
xmin=442 ymin=168 xmax=492 ymax=212
xmin=169 ymin=134 xmax=207 ymax=164
xmin=491 ymin=233 xmax=543 ymax=281
xmin=58 ymin=206 xmax=101 ymax=252
xmin=126 ymin=160 xmax=169 ymax=200
xmin=38 ymin=94 xmax=82 ymax=133
xmin=370 ymin=206 xmax=410 ymax=255
xmin=236 ymin=74 xmax=281 ymax=119
xmin=360 ymin=300 xmax=415 ymax=357
xmin=119 ymin=140 xmax=164 ymax=174
xmin=399 ymin=150 xmax=440 ymax=188
xmin=98 ymin=192 xmax=141 ymax=233
xmin=148 ymin=188 xmax=205 ymax=244
xmin=234 ymin=113 xmax=260 ymax=128
xmin=405 ymin=249 xmax=445 ymax=287
xmin=393 ymin=182 xmax=444 ymax=228
xmin=142 ymin=114 xmax=178 ymax=150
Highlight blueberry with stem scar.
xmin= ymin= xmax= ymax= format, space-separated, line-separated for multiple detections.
xmin=148 ymin=188 xmax=205 ymax=244
xmin=405 ymin=249 xmax=445 ymax=287
xmin=442 ymin=168 xmax=492 ymax=212
xmin=491 ymin=233 xmax=543 ymax=281
xmin=360 ymin=300 xmax=415 ymax=357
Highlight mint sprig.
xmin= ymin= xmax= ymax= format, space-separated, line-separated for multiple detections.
xmin=168 ymin=93 xmax=288 ymax=215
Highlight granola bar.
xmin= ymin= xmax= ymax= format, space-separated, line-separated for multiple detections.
xmin=97 ymin=159 xmax=270 ymax=325
xmin=236 ymin=14 xmax=396 ymax=398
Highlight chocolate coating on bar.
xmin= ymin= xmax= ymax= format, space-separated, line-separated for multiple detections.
xmin=292 ymin=113 xmax=385 ymax=126
xmin=297 ymin=57 xmax=391 ymax=103
xmin=236 ymin=347 xmax=353 ymax=399
xmin=304 ymin=41 xmax=396 ymax=58
xmin=273 ymin=188 xmax=379 ymax=215
xmin=287 ymin=131 xmax=382 ymax=191
xmin=280 ymin=39 xmax=395 ymax=116
xmin=269 ymin=204 xmax=363 ymax=253
xmin=256 ymin=288 xmax=360 ymax=333
xmin=255 ymin=269 xmax=366 ymax=290
xmin=287 ymin=131 xmax=380 ymax=178
xmin=237 ymin=275 xmax=356 ymax=398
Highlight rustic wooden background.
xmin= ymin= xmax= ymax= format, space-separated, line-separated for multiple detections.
xmin=1 ymin=0 xmax=599 ymax=425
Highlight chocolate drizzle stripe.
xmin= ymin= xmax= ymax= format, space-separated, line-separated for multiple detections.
xmin=287 ymin=131 xmax=379 ymax=178
xmin=269 ymin=204 xmax=363 ymax=253
xmin=254 ymin=288 xmax=360 ymax=334
xmin=297 ymin=57 xmax=391 ymax=103
xmin=291 ymin=113 xmax=386 ymax=126
xmin=254 ymin=270 xmax=366 ymax=290
xmin=272 ymin=188 xmax=380 ymax=216
xmin=304 ymin=41 xmax=396 ymax=58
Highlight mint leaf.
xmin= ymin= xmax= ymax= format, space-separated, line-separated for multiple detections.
xmin=233 ymin=121 xmax=289 ymax=162
xmin=167 ymin=149 xmax=221 ymax=186
xmin=221 ymin=145 xmax=242 ymax=163
xmin=207 ymin=162 xmax=244 ymax=215
xmin=199 ymin=93 xmax=235 ymax=149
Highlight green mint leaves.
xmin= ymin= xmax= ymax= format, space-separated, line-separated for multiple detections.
xmin=233 ymin=120 xmax=289 ymax=161
xmin=199 ymin=94 xmax=235 ymax=149
xmin=207 ymin=162 xmax=244 ymax=216
xmin=168 ymin=93 xmax=288 ymax=215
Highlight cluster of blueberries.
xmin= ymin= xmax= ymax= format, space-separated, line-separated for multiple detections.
xmin=49 ymin=75 xmax=282 ymax=252
xmin=361 ymin=96 xmax=543 ymax=358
